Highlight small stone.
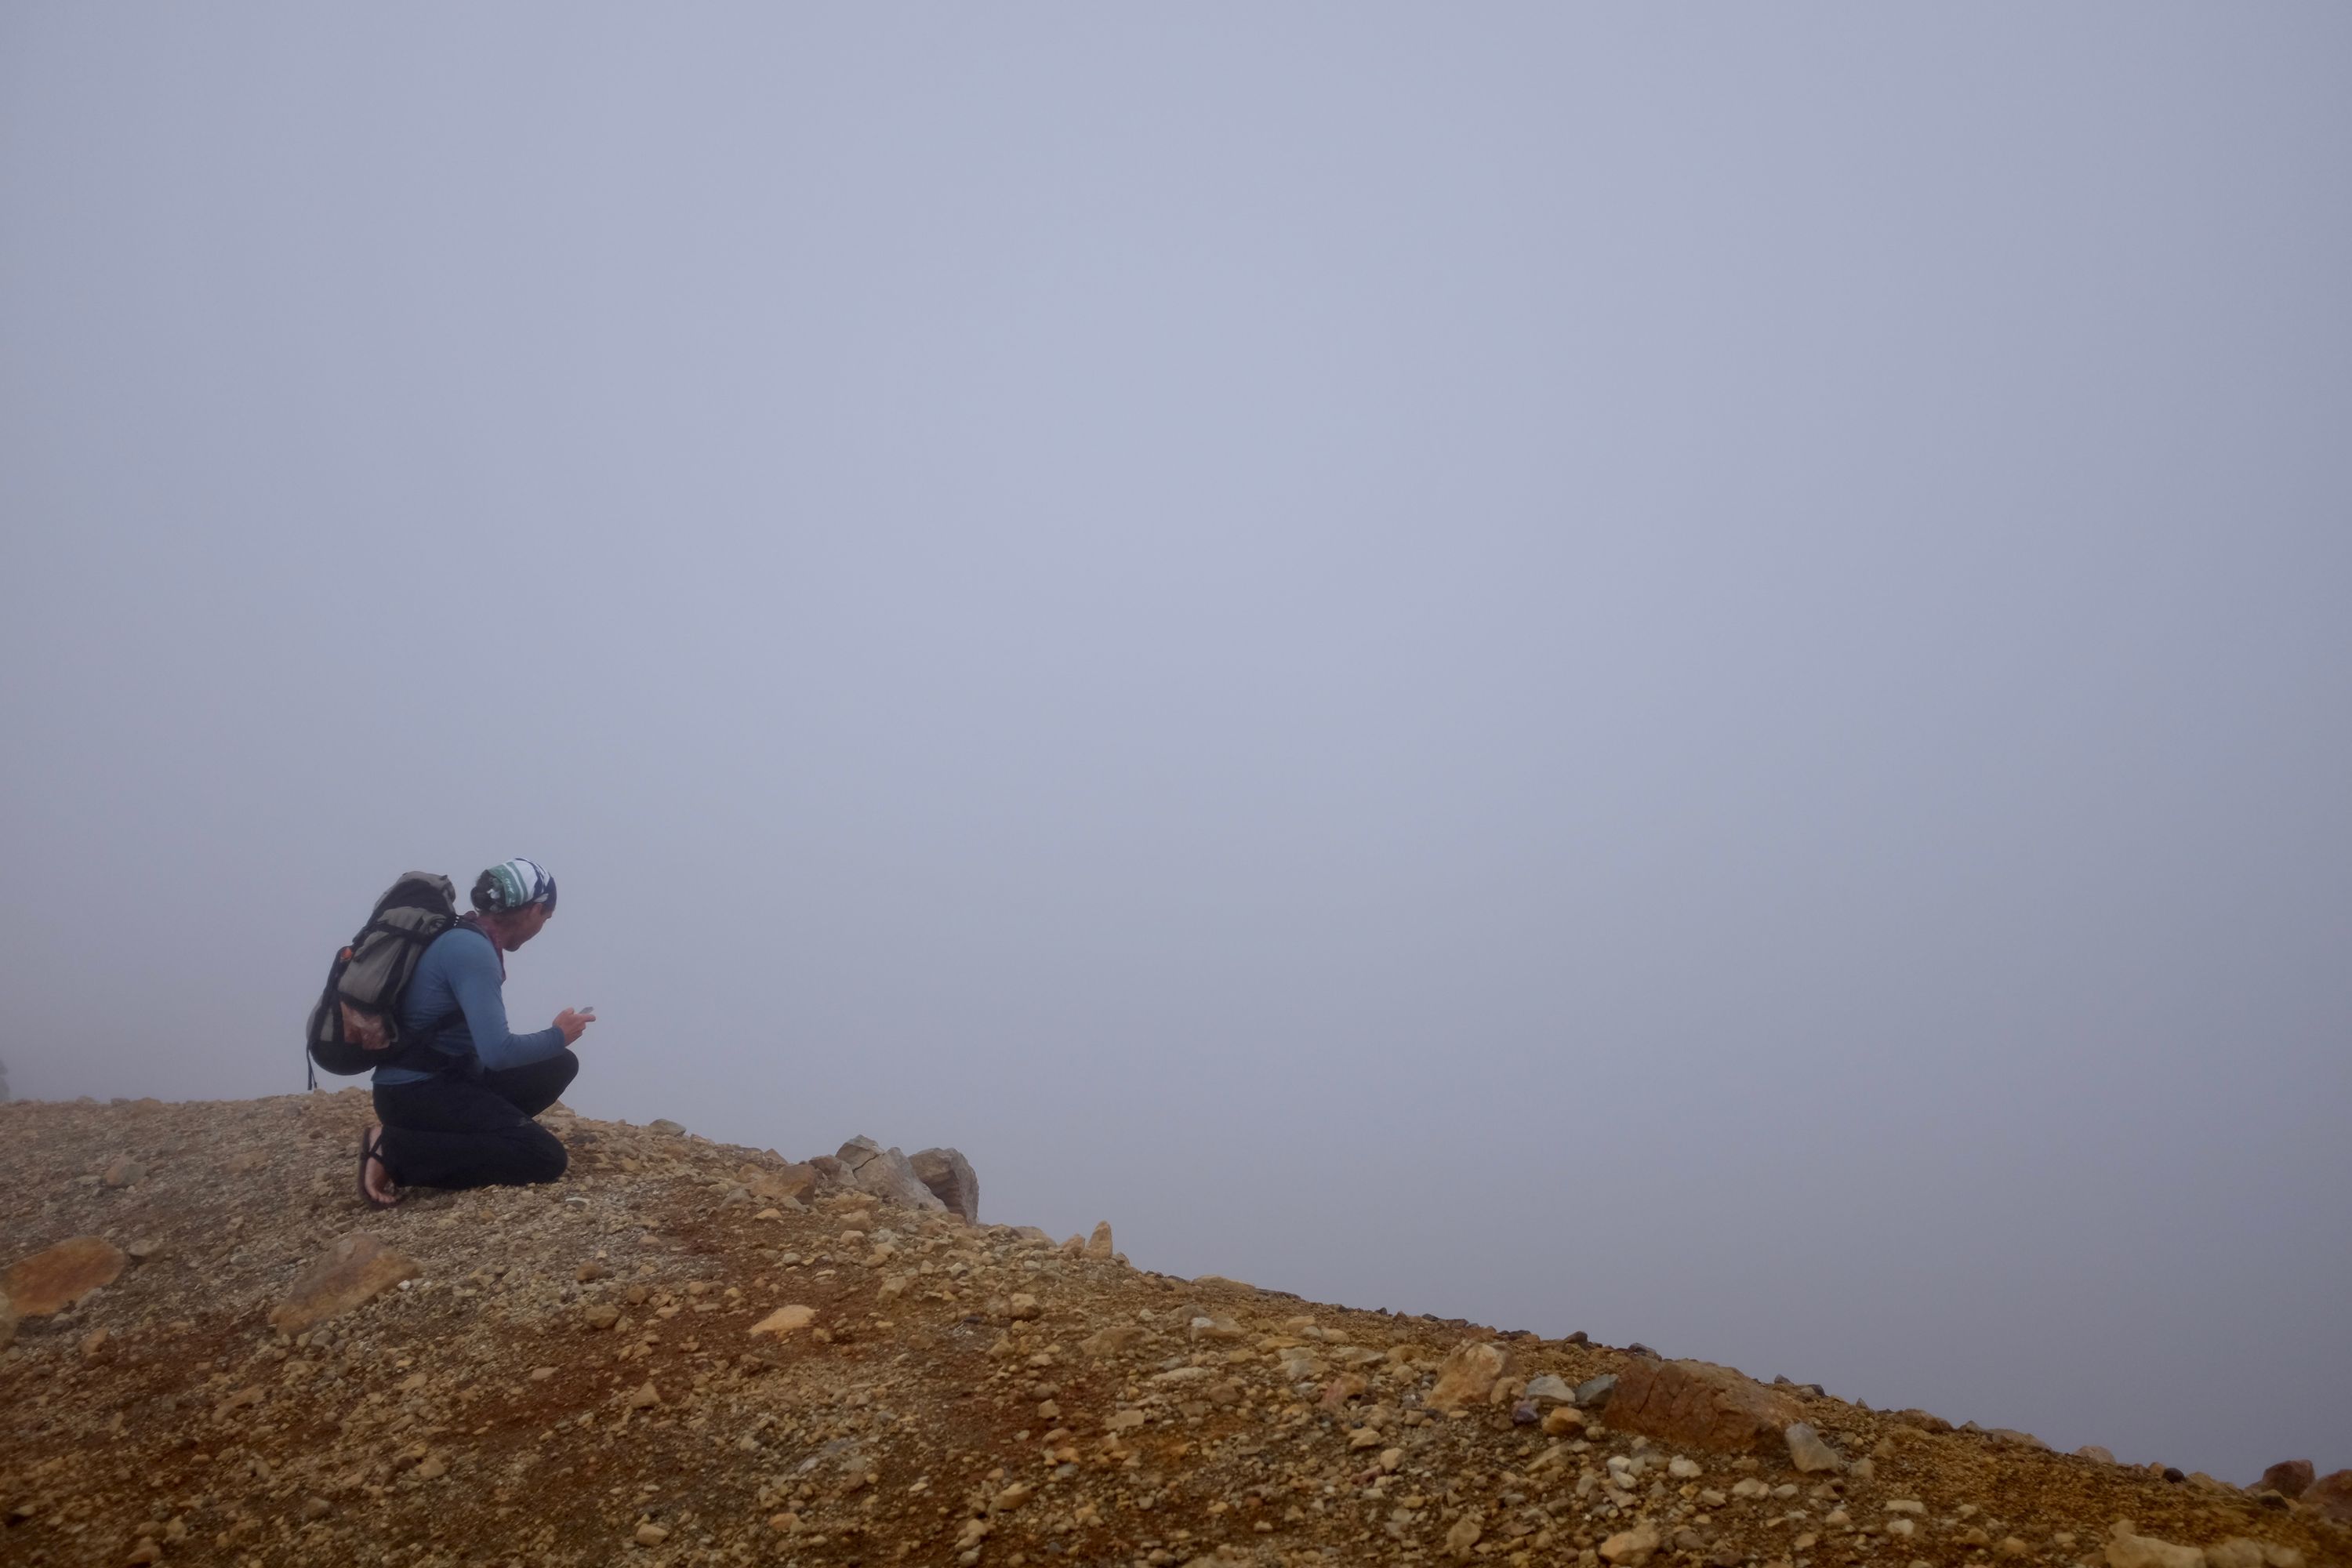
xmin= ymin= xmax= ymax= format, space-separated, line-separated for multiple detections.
xmin=2078 ymin=1444 xmax=2117 ymax=1463
xmin=1445 ymin=1514 xmax=1483 ymax=1559
xmin=648 ymin=1119 xmax=686 ymax=1135
xmin=413 ymin=1454 xmax=448 ymax=1481
xmin=1600 ymin=1524 xmax=1661 ymax=1566
xmin=1005 ymin=1293 xmax=1041 ymax=1321
xmin=3 ymin=1236 xmax=129 ymax=1315
xmin=750 ymin=1304 xmax=816 ymax=1338
xmin=1573 ymin=1374 xmax=1617 ymax=1410
xmin=126 ymin=1540 xmax=161 ymax=1564
xmin=529 ymin=1366 xmax=557 ymax=1381
xmin=226 ymin=1148 xmax=269 ymax=1173
xmin=993 ymin=1483 xmax=1035 ymax=1512
xmin=1348 ymin=1425 xmax=1384 ymax=1450
xmin=1523 ymin=1373 xmax=1576 ymax=1403
xmin=622 ymin=1381 xmax=660 ymax=1410
xmin=576 ymin=1261 xmax=610 ymax=1283
xmin=634 ymin=1522 xmax=670 ymax=1546
xmin=269 ymin=1232 xmax=419 ymax=1334
xmin=1541 ymin=1406 xmax=1587 ymax=1436
xmin=2204 ymin=1541 xmax=2266 ymax=1568
xmin=78 ymin=1327 xmax=108 ymax=1356
xmin=1083 ymin=1221 xmax=1115 ymax=1260
xmin=1669 ymin=1457 xmax=1703 ymax=1479
xmin=1785 ymin=1423 xmax=1844 ymax=1473
xmin=1511 ymin=1399 xmax=1540 ymax=1425
xmin=125 ymin=1237 xmax=162 ymax=1264
xmin=583 ymin=1303 xmax=621 ymax=1330
xmin=103 ymin=1156 xmax=146 ymax=1188
xmin=1994 ymin=1537 xmax=2031 ymax=1558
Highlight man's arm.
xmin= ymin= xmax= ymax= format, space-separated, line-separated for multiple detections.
xmin=446 ymin=933 xmax=568 ymax=1071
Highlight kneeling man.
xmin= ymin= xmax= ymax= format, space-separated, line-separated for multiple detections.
xmin=358 ymin=858 xmax=593 ymax=1207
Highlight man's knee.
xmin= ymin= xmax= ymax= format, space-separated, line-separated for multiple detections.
xmin=509 ymin=1124 xmax=568 ymax=1185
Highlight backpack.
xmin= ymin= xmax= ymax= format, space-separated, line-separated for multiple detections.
xmin=305 ymin=872 xmax=463 ymax=1088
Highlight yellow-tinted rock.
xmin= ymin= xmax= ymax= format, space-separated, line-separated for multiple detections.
xmin=1600 ymin=1525 xmax=1661 ymax=1565
xmin=750 ymin=1303 xmax=816 ymax=1338
xmin=4 ymin=1236 xmax=128 ymax=1315
xmin=1611 ymin=1358 xmax=1804 ymax=1453
xmin=267 ymin=1232 xmax=419 ymax=1333
xmin=1428 ymin=1341 xmax=1509 ymax=1412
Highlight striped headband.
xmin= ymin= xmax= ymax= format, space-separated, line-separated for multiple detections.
xmin=481 ymin=857 xmax=557 ymax=913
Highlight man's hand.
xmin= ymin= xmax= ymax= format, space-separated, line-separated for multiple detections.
xmin=554 ymin=1007 xmax=597 ymax=1045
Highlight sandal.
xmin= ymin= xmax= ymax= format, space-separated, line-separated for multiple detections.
xmin=357 ymin=1126 xmax=399 ymax=1210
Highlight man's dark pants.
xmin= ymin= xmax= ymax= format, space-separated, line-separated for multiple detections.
xmin=373 ymin=1049 xmax=579 ymax=1189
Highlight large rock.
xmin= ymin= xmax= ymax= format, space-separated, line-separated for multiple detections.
xmin=909 ymin=1148 xmax=979 ymax=1222
xmin=1427 ymin=1341 xmax=1510 ymax=1412
xmin=738 ymin=1162 xmax=819 ymax=1204
xmin=1610 ymin=1358 xmax=1803 ymax=1453
xmin=2103 ymin=1522 xmax=2203 ymax=1568
xmin=4 ymin=1236 xmax=128 ymax=1315
xmin=268 ymin=1232 xmax=419 ymax=1334
xmin=2255 ymin=1459 xmax=2313 ymax=1497
xmin=1599 ymin=1525 xmax=1661 ymax=1566
xmin=749 ymin=1304 xmax=816 ymax=1339
xmin=2304 ymin=1468 xmax=2352 ymax=1522
xmin=1784 ymin=1421 xmax=1845 ymax=1473
xmin=834 ymin=1138 xmax=946 ymax=1212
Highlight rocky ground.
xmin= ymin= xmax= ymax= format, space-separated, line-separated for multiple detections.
xmin=1 ymin=1091 xmax=2343 ymax=1568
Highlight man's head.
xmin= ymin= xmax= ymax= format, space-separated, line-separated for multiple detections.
xmin=471 ymin=857 xmax=557 ymax=949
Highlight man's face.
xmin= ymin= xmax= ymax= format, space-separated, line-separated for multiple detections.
xmin=509 ymin=903 xmax=553 ymax=948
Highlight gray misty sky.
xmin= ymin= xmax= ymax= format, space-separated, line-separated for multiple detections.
xmin=3 ymin=5 xmax=2347 ymax=1486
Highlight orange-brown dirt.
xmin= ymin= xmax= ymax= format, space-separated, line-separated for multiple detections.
xmin=1 ymin=1091 xmax=2342 ymax=1568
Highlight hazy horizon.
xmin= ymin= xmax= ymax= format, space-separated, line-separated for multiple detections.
xmin=3 ymin=5 xmax=2347 ymax=1485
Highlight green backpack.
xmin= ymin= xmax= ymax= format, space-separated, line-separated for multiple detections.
xmin=304 ymin=873 xmax=461 ymax=1088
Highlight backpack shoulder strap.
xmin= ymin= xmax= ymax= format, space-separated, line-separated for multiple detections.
xmin=375 ymin=918 xmax=500 ymax=1077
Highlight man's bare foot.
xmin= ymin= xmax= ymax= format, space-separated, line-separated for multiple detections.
xmin=361 ymin=1124 xmax=399 ymax=1208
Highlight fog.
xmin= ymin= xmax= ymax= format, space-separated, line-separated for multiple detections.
xmin=2 ymin=5 xmax=2347 ymax=1485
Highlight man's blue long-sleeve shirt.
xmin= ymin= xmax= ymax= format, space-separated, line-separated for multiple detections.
xmin=374 ymin=924 xmax=564 ymax=1084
